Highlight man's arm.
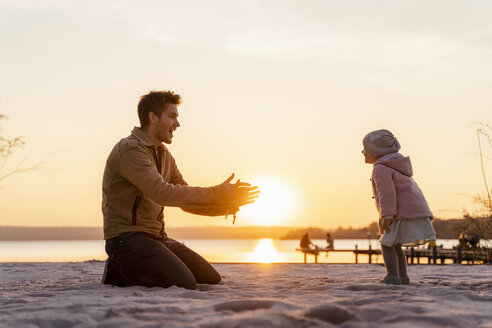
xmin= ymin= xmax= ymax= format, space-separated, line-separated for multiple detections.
xmin=119 ymin=146 xmax=229 ymax=207
xmin=167 ymin=155 xmax=258 ymax=216
xmin=168 ymin=157 xmax=241 ymax=216
xmin=119 ymin=146 xmax=259 ymax=212
xmin=181 ymin=174 xmax=258 ymax=216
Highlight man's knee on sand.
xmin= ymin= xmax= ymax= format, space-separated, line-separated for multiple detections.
xmin=200 ymin=269 xmax=221 ymax=285
xmin=211 ymin=272 xmax=222 ymax=284
xmin=105 ymin=259 xmax=221 ymax=289
xmin=103 ymin=233 xmax=220 ymax=289
xmin=102 ymin=257 xmax=198 ymax=289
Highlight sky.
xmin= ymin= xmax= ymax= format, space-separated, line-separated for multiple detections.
xmin=1 ymin=0 xmax=492 ymax=229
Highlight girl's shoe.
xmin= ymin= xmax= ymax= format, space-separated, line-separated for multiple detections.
xmin=400 ymin=276 xmax=410 ymax=285
xmin=380 ymin=275 xmax=401 ymax=285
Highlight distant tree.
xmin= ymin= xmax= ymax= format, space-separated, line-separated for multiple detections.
xmin=366 ymin=221 xmax=379 ymax=235
xmin=0 ymin=114 xmax=46 ymax=183
xmin=432 ymin=218 xmax=462 ymax=239
xmin=459 ymin=214 xmax=492 ymax=244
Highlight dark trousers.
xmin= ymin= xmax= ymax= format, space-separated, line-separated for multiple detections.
xmin=102 ymin=232 xmax=221 ymax=290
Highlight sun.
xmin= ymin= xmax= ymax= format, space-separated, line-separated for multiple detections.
xmin=240 ymin=176 xmax=296 ymax=226
xmin=245 ymin=239 xmax=286 ymax=263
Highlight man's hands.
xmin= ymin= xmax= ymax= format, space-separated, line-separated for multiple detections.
xmin=222 ymin=173 xmax=260 ymax=210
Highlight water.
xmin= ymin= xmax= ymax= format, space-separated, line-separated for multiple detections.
xmin=0 ymin=239 xmax=460 ymax=263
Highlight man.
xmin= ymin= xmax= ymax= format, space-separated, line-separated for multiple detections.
xmin=102 ymin=90 xmax=259 ymax=289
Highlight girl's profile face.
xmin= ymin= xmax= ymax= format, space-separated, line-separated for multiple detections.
xmin=362 ymin=148 xmax=377 ymax=164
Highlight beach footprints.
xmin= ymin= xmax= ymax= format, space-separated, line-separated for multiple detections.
xmin=214 ymin=299 xmax=300 ymax=313
xmin=213 ymin=300 xmax=360 ymax=326
xmin=304 ymin=304 xmax=357 ymax=325
xmin=204 ymin=313 xmax=312 ymax=328
xmin=214 ymin=300 xmax=276 ymax=312
xmin=344 ymin=283 xmax=389 ymax=291
xmin=211 ymin=300 xmax=313 ymax=328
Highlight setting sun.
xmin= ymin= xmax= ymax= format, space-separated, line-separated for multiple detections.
xmin=245 ymin=238 xmax=286 ymax=263
xmin=240 ymin=176 xmax=297 ymax=226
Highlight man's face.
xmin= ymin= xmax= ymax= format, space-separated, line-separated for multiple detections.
xmin=151 ymin=104 xmax=180 ymax=144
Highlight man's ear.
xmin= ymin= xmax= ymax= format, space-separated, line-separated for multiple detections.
xmin=148 ymin=111 xmax=157 ymax=124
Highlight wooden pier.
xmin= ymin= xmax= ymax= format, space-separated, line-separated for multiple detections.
xmin=296 ymin=246 xmax=492 ymax=264
xmin=296 ymin=246 xmax=381 ymax=264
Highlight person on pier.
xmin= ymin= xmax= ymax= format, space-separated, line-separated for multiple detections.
xmin=325 ymin=233 xmax=334 ymax=250
xmin=300 ymin=232 xmax=318 ymax=250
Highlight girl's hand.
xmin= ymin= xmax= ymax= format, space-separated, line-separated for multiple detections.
xmin=380 ymin=217 xmax=393 ymax=234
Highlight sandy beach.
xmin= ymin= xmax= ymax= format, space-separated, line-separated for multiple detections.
xmin=1 ymin=262 xmax=491 ymax=327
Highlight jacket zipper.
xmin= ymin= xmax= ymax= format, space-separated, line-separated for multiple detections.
xmin=152 ymin=147 xmax=162 ymax=174
xmin=157 ymin=207 xmax=166 ymax=237
xmin=131 ymin=196 xmax=142 ymax=225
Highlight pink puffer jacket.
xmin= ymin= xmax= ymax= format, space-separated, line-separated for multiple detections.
xmin=371 ymin=153 xmax=433 ymax=219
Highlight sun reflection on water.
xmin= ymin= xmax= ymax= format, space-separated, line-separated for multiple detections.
xmin=245 ymin=238 xmax=286 ymax=263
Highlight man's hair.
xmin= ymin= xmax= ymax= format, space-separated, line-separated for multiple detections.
xmin=138 ymin=90 xmax=182 ymax=127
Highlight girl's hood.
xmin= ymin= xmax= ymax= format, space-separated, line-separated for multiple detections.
xmin=375 ymin=153 xmax=413 ymax=177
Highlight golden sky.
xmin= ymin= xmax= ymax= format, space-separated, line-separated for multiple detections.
xmin=1 ymin=0 xmax=491 ymax=229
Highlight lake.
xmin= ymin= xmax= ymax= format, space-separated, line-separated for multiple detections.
xmin=0 ymin=238 xmax=461 ymax=263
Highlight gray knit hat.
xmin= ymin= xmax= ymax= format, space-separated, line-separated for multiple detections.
xmin=363 ymin=129 xmax=400 ymax=158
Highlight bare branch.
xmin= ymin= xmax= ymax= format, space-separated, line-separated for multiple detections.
xmin=459 ymin=122 xmax=492 ymax=242
xmin=0 ymin=136 xmax=25 ymax=156
xmin=0 ymin=113 xmax=56 ymax=184
xmin=461 ymin=151 xmax=492 ymax=161
xmin=477 ymin=129 xmax=492 ymax=210
xmin=470 ymin=122 xmax=492 ymax=148
xmin=0 ymin=148 xmax=10 ymax=172
xmin=469 ymin=122 xmax=492 ymax=130
xmin=478 ymin=129 xmax=492 ymax=149
xmin=0 ymin=136 xmax=26 ymax=172
xmin=0 ymin=155 xmax=50 ymax=182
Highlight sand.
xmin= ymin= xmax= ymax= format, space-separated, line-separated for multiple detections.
xmin=0 ymin=262 xmax=491 ymax=327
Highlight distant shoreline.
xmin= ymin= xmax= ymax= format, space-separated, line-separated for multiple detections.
xmin=0 ymin=226 xmax=375 ymax=241
xmin=0 ymin=218 xmax=466 ymax=240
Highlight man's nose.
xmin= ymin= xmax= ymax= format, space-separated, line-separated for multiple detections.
xmin=175 ymin=119 xmax=180 ymax=127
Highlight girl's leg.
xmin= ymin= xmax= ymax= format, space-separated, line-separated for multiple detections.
xmin=395 ymin=244 xmax=408 ymax=278
xmin=381 ymin=244 xmax=399 ymax=277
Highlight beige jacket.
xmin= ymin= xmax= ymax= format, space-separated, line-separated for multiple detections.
xmin=102 ymin=127 xmax=234 ymax=240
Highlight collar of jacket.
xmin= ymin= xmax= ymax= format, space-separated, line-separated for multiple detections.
xmin=131 ymin=126 xmax=165 ymax=150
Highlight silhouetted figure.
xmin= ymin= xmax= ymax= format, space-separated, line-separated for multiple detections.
xmin=326 ymin=233 xmax=334 ymax=250
xmin=459 ymin=233 xmax=480 ymax=249
xmin=300 ymin=233 xmax=315 ymax=249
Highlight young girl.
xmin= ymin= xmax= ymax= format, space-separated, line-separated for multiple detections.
xmin=363 ymin=129 xmax=436 ymax=285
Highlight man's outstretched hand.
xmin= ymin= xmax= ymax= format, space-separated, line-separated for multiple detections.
xmin=222 ymin=173 xmax=260 ymax=209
